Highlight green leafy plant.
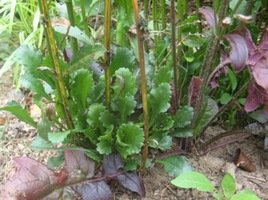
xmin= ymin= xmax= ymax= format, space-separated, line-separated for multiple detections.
xmin=171 ymin=171 xmax=260 ymax=200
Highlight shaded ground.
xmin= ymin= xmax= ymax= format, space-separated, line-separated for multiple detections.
xmin=0 ymin=72 xmax=268 ymax=199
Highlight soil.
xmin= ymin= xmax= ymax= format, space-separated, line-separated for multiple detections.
xmin=0 ymin=71 xmax=268 ymax=200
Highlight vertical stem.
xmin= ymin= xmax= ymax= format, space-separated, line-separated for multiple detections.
xmin=192 ymin=0 xmax=229 ymax=136
xmin=131 ymin=0 xmax=149 ymax=173
xmin=171 ymin=0 xmax=178 ymax=110
xmin=38 ymin=0 xmax=74 ymax=129
xmin=104 ymin=0 xmax=111 ymax=108
xmin=66 ymin=0 xmax=78 ymax=54
xmin=80 ymin=0 xmax=91 ymax=37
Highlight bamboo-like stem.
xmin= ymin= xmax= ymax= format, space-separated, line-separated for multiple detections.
xmin=171 ymin=0 xmax=178 ymax=110
xmin=192 ymin=0 xmax=229 ymax=136
xmin=104 ymin=0 xmax=111 ymax=108
xmin=66 ymin=0 xmax=78 ymax=54
xmin=131 ymin=0 xmax=149 ymax=173
xmin=38 ymin=0 xmax=74 ymax=129
xmin=80 ymin=0 xmax=91 ymax=37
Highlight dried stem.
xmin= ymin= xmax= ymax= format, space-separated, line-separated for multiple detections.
xmin=38 ymin=0 xmax=74 ymax=129
xmin=131 ymin=0 xmax=149 ymax=173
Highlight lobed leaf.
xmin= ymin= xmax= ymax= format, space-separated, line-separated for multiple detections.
xmin=174 ymin=106 xmax=194 ymax=128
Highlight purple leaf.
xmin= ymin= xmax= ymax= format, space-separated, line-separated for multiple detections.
xmin=0 ymin=157 xmax=64 ymax=200
xmin=103 ymin=154 xmax=123 ymax=175
xmin=199 ymin=7 xmax=216 ymax=28
xmin=72 ymin=181 xmax=113 ymax=200
xmin=64 ymin=150 xmax=95 ymax=180
xmin=258 ymin=29 xmax=268 ymax=51
xmin=188 ymin=76 xmax=203 ymax=107
xmin=251 ymin=58 xmax=268 ymax=91
xmin=225 ymin=33 xmax=248 ymax=72
xmin=117 ymin=172 xmax=146 ymax=197
xmin=245 ymin=83 xmax=267 ymax=112
xmin=0 ymin=150 xmax=96 ymax=200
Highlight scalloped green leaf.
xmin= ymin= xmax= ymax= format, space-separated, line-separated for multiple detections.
xmin=14 ymin=45 xmax=43 ymax=70
xmin=157 ymin=156 xmax=192 ymax=177
xmin=148 ymin=83 xmax=171 ymax=116
xmin=87 ymin=104 xmax=106 ymax=128
xmin=112 ymin=68 xmax=137 ymax=97
xmin=221 ymin=173 xmax=236 ymax=199
xmin=48 ymin=131 xmax=70 ymax=144
xmin=110 ymin=48 xmax=135 ymax=75
xmin=171 ymin=171 xmax=215 ymax=192
xmin=174 ymin=106 xmax=194 ymax=128
xmin=116 ymin=123 xmax=144 ymax=158
xmin=97 ymin=132 xmax=113 ymax=155
xmin=0 ymin=101 xmax=37 ymax=128
xmin=70 ymin=69 xmax=93 ymax=109
xmin=154 ymin=66 xmax=172 ymax=87
xmin=111 ymin=95 xmax=136 ymax=122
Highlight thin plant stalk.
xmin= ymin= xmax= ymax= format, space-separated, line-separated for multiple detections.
xmin=66 ymin=0 xmax=78 ymax=54
xmin=192 ymin=0 xmax=229 ymax=136
xmin=171 ymin=0 xmax=178 ymax=110
xmin=80 ymin=0 xmax=91 ymax=37
xmin=38 ymin=0 xmax=74 ymax=129
xmin=231 ymin=0 xmax=243 ymax=16
xmin=131 ymin=0 xmax=149 ymax=173
xmin=144 ymin=0 xmax=149 ymax=17
xmin=161 ymin=0 xmax=166 ymax=33
xmin=104 ymin=0 xmax=112 ymax=108
xmin=177 ymin=0 xmax=187 ymax=21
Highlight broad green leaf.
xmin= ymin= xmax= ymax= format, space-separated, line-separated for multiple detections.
xmin=193 ymin=98 xmax=218 ymax=136
xmin=70 ymin=69 xmax=93 ymax=109
xmin=230 ymin=189 xmax=260 ymax=200
xmin=148 ymin=83 xmax=171 ymax=119
xmin=31 ymin=136 xmax=53 ymax=150
xmin=97 ymin=132 xmax=113 ymax=155
xmin=69 ymin=45 xmax=105 ymax=72
xmin=112 ymin=68 xmax=137 ymax=97
xmin=157 ymin=156 xmax=192 ymax=177
xmin=174 ymin=106 xmax=194 ymax=128
xmin=171 ymin=171 xmax=215 ymax=192
xmin=53 ymin=25 xmax=92 ymax=44
xmin=14 ymin=45 xmax=42 ymax=70
xmin=87 ymin=103 xmax=106 ymax=128
xmin=182 ymin=34 xmax=205 ymax=48
xmin=20 ymin=73 xmax=50 ymax=99
xmin=110 ymin=48 xmax=135 ymax=75
xmin=221 ymin=173 xmax=236 ymax=199
xmin=229 ymin=0 xmax=247 ymax=14
xmin=149 ymin=133 xmax=172 ymax=150
xmin=48 ymin=131 xmax=70 ymax=144
xmin=154 ymin=66 xmax=172 ymax=86
xmin=0 ymin=101 xmax=36 ymax=128
xmin=220 ymin=93 xmax=232 ymax=105
xmin=111 ymin=95 xmax=136 ymax=122
xmin=227 ymin=68 xmax=237 ymax=91
xmin=37 ymin=116 xmax=51 ymax=140
xmin=116 ymin=123 xmax=144 ymax=158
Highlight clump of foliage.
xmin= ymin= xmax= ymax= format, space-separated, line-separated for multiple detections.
xmin=171 ymin=171 xmax=260 ymax=200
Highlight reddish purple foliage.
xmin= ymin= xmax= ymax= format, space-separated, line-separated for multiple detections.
xmin=199 ymin=7 xmax=217 ymax=28
xmin=188 ymin=76 xmax=203 ymax=107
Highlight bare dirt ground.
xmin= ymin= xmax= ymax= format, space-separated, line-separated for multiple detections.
xmin=0 ymin=72 xmax=268 ymax=200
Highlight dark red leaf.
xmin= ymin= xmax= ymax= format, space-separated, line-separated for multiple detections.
xmin=245 ymin=83 xmax=267 ymax=112
xmin=251 ymin=58 xmax=268 ymax=91
xmin=72 ymin=181 xmax=113 ymax=200
xmin=188 ymin=76 xmax=203 ymax=107
xmin=103 ymin=154 xmax=123 ymax=175
xmin=225 ymin=33 xmax=248 ymax=72
xmin=0 ymin=157 xmax=60 ymax=200
xmin=199 ymin=7 xmax=216 ymax=28
xmin=116 ymin=172 xmax=146 ymax=197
